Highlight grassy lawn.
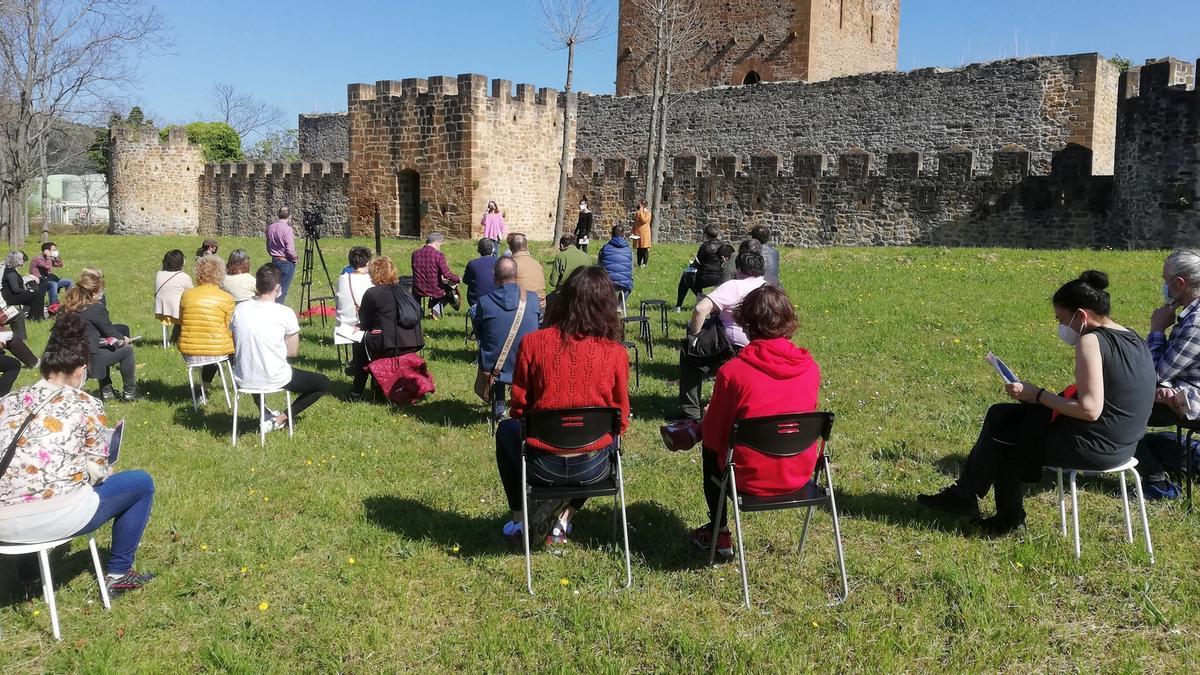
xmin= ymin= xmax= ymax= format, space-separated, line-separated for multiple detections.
xmin=1 ymin=235 xmax=1198 ymax=672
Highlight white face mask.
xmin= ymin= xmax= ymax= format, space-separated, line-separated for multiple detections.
xmin=49 ymin=250 xmax=59 ymax=258
xmin=1057 ymin=312 xmax=1083 ymax=346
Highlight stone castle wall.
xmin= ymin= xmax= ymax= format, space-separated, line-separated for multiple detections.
xmin=347 ymin=74 xmax=571 ymax=240
xmin=1110 ymin=58 xmax=1200 ymax=248
xmin=569 ymin=144 xmax=1112 ymax=248
xmin=106 ymin=125 xmax=205 ymax=235
xmin=198 ymin=161 xmax=349 ymax=237
xmin=584 ymin=53 xmax=1119 ymax=178
xmin=299 ymin=113 xmax=348 ymax=161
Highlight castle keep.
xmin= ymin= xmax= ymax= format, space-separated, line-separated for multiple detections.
xmin=105 ymin=1 xmax=1198 ymax=249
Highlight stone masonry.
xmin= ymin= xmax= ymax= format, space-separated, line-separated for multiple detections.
xmin=346 ymin=75 xmax=573 ymax=240
xmin=107 ymin=125 xmax=206 ymax=235
xmin=617 ymin=0 xmax=899 ymax=95
xmin=198 ymin=161 xmax=349 ymax=238
xmin=299 ymin=113 xmax=349 ymax=162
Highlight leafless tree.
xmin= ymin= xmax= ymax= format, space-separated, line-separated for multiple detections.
xmin=630 ymin=0 xmax=705 ymax=243
xmin=0 ymin=0 xmax=168 ymax=248
xmin=539 ymin=0 xmax=610 ymax=242
xmin=209 ymin=82 xmax=285 ymax=145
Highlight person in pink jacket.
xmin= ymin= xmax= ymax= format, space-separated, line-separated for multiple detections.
xmin=481 ymin=201 xmax=507 ymax=256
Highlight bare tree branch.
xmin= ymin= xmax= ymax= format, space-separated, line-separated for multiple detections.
xmin=208 ymin=81 xmax=285 ymax=142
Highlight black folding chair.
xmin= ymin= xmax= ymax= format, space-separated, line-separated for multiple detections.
xmin=710 ymin=412 xmax=848 ymax=607
xmin=520 ymin=407 xmax=632 ymax=595
xmin=1150 ymin=405 xmax=1200 ymax=512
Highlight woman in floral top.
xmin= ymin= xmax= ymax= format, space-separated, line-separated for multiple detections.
xmin=0 ymin=314 xmax=155 ymax=596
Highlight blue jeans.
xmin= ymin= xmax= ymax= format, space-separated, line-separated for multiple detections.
xmin=71 ymin=470 xmax=155 ymax=575
xmin=46 ymin=278 xmax=71 ymax=305
xmin=495 ymin=418 xmax=612 ymax=512
xmin=273 ymin=259 xmax=296 ymax=304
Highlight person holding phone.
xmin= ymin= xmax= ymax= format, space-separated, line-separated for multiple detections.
xmin=918 ymin=271 xmax=1156 ymax=535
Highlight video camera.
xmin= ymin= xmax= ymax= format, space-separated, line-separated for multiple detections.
xmin=302 ymin=209 xmax=324 ymax=239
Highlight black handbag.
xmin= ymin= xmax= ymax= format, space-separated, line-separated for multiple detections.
xmin=683 ymin=316 xmax=732 ymax=360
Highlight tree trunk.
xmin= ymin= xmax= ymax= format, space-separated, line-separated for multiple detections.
xmin=39 ymin=134 xmax=50 ymax=243
xmin=643 ymin=13 xmax=666 ymax=210
xmin=649 ymin=43 xmax=674 ymax=244
xmin=553 ymin=40 xmax=576 ymax=243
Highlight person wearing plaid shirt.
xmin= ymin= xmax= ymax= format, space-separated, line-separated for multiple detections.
xmin=410 ymin=232 xmax=461 ymax=319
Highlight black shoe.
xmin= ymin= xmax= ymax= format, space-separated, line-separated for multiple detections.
xmin=917 ymin=488 xmax=980 ymax=518
xmin=121 ymin=388 xmax=138 ymax=402
xmin=99 ymin=385 xmax=118 ymax=402
xmin=106 ymin=570 xmax=155 ymax=598
xmin=971 ymin=514 xmax=1026 ymax=537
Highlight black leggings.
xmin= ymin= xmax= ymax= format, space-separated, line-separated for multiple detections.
xmin=0 ymin=338 xmax=38 ymax=396
xmin=94 ymin=345 xmax=136 ymax=393
xmin=703 ymin=450 xmax=728 ymax=527
xmin=636 ymin=248 xmax=649 ymax=266
xmin=255 ymin=367 xmax=330 ymax=418
xmin=675 ymin=271 xmax=699 ymax=308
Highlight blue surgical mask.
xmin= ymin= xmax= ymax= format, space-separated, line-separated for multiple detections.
xmin=1164 ymin=282 xmax=1176 ymax=304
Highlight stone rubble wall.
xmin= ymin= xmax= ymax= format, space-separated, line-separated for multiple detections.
xmin=298 ymin=113 xmax=349 ymax=162
xmin=198 ymin=162 xmax=349 ymax=238
xmin=106 ymin=125 xmax=205 ymax=235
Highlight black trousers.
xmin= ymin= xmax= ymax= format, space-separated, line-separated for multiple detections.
xmin=0 ymin=354 xmax=21 ymax=396
xmin=678 ymin=347 xmax=733 ymax=420
xmin=636 ymin=248 xmax=649 ymax=266
xmin=953 ymin=403 xmax=1058 ymax=520
xmin=255 ymin=367 xmax=330 ymax=417
xmin=703 ymin=450 xmax=728 ymax=527
xmin=94 ymin=345 xmax=136 ymax=393
xmin=1134 ymin=404 xmax=1192 ymax=482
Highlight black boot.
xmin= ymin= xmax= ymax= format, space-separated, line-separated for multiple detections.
xmin=917 ymin=487 xmax=981 ymax=518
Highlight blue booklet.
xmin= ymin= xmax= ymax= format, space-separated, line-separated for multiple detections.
xmin=985 ymin=352 xmax=1018 ymax=385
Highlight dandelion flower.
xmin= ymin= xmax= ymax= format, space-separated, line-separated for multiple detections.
xmin=559 ymin=578 xmax=570 ymax=587
xmin=200 ymin=544 xmax=208 ymax=551
xmin=812 ymin=621 xmax=820 ymax=628
xmin=258 ymin=601 xmax=269 ymax=611
xmin=263 ymin=496 xmax=269 ymax=502
xmin=33 ymin=609 xmax=41 ymax=616
xmin=347 ymin=557 xmax=356 ymax=565
xmin=451 ymin=545 xmax=461 ymax=553
xmin=239 ymin=566 xmax=248 ymax=574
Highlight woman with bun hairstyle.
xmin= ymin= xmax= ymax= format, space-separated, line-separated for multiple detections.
xmin=919 ymin=271 xmax=1156 ymax=535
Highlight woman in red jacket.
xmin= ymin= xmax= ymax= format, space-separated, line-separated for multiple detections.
xmin=689 ymin=284 xmax=821 ymax=557
xmin=495 ymin=266 xmax=631 ymax=545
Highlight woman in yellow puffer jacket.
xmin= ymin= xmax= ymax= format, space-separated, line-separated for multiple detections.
xmin=179 ymin=255 xmax=235 ymax=397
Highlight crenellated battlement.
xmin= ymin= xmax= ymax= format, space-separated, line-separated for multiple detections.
xmin=202 ymin=161 xmax=350 ymax=178
xmin=199 ymin=159 xmax=350 ymax=237
xmin=1119 ymin=57 xmax=1198 ymax=100
xmin=348 ymin=73 xmax=568 ymax=111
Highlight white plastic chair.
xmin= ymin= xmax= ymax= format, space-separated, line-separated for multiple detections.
xmin=231 ymin=384 xmax=293 ymax=446
xmin=187 ymin=357 xmax=234 ymax=411
xmin=1048 ymin=457 xmax=1154 ymax=564
xmin=0 ymin=537 xmax=110 ymax=640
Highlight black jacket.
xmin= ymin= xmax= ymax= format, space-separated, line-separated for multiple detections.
xmin=359 ymin=283 xmax=424 ymax=357
xmin=693 ymin=239 xmax=727 ymax=289
xmin=61 ymin=302 xmax=129 ymax=372
xmin=574 ymin=211 xmax=594 ymax=240
xmin=1 ymin=267 xmax=37 ymax=306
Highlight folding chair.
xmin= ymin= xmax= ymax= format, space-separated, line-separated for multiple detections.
xmin=1153 ymin=406 xmax=1200 ymax=512
xmin=520 ymin=407 xmax=632 ymax=595
xmin=710 ymin=412 xmax=848 ymax=607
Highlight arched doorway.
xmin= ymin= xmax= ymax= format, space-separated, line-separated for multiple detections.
xmin=742 ymin=71 xmax=762 ymax=85
xmin=396 ymin=170 xmax=420 ymax=237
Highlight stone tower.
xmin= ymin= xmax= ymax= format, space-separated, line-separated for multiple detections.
xmin=616 ymin=0 xmax=900 ymax=96
xmin=107 ymin=124 xmax=205 ymax=235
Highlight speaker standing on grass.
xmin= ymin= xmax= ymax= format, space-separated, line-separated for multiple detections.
xmin=918 ymin=271 xmax=1156 ymax=535
xmin=266 ymin=206 xmax=298 ymax=304
xmin=632 ymin=199 xmax=652 ymax=268
xmin=0 ymin=314 xmax=156 ymax=598
xmin=231 ymin=264 xmax=330 ymax=434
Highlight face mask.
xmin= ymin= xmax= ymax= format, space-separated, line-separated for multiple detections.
xmin=1164 ymin=282 xmax=1176 ymax=304
xmin=49 ymin=250 xmax=59 ymax=258
xmin=1057 ymin=312 xmax=1082 ymax=346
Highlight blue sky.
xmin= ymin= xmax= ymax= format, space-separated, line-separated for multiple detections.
xmin=137 ymin=0 xmax=1199 ymax=141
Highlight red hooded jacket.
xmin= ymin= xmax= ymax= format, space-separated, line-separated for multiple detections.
xmin=702 ymin=337 xmax=821 ymax=496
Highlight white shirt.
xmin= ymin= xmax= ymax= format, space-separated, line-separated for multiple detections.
xmin=222 ymin=273 xmax=258 ymax=303
xmin=232 ymin=299 xmax=299 ymax=390
xmin=706 ymin=276 xmax=766 ymax=348
xmin=334 ymin=271 xmax=374 ymax=344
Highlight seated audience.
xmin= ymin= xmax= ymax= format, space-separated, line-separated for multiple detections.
xmin=1133 ymin=248 xmax=1200 ymax=498
xmin=334 ymin=246 xmax=374 ymax=348
xmin=0 ymin=314 xmax=156 ymax=597
xmin=507 ymin=233 xmax=546 ymax=312
xmin=919 ymin=271 xmax=1156 ymax=534
xmin=29 ymin=241 xmax=71 ymax=313
xmin=462 ymin=238 xmax=498 ymax=312
xmin=475 ymin=256 xmax=542 ymax=418
xmin=232 ymin=265 xmax=330 ymax=432
xmin=692 ymin=225 xmax=728 ymax=294
xmin=58 ymin=268 xmax=137 ymax=401
xmin=0 ymin=330 xmax=37 ymax=396
xmin=598 ymin=225 xmax=634 ymax=300
xmin=411 ymin=232 xmax=461 ymax=319
xmin=494 ymin=267 xmax=630 ymax=545
xmin=2 ymin=251 xmax=47 ymax=322
xmin=669 ymin=285 xmax=820 ymax=557
xmin=154 ymin=249 xmax=193 ymax=343
xmin=196 ymin=238 xmax=219 ymax=259
xmin=350 ymin=257 xmax=425 ymax=398
xmin=749 ymin=225 xmax=780 ymax=285
xmin=222 ymin=249 xmax=257 ymax=302
xmin=549 ymin=234 xmax=591 ymax=293
xmin=675 ymin=250 xmax=766 ymax=422
xmin=178 ymin=255 xmax=235 ymax=396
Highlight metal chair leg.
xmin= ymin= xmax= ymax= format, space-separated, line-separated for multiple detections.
xmin=285 ymin=392 xmax=294 ymax=438
xmin=824 ymin=459 xmax=850 ymax=605
xmin=615 ymin=450 xmax=633 ymax=589
xmin=187 ymin=366 xmax=199 ymax=411
xmin=1188 ymin=429 xmax=1196 ymax=514
xmin=1129 ymin=468 xmax=1155 ymax=564
xmin=89 ymin=537 xmax=111 ymax=610
xmin=520 ymin=451 xmax=534 ymax=596
xmin=1069 ymin=471 xmax=1081 ymax=560
xmin=38 ymin=549 xmax=60 ymax=641
xmin=797 ymin=506 xmax=815 ymax=558
xmin=1118 ymin=470 xmax=1133 ymax=543
xmin=231 ymin=391 xmax=240 ymax=445
xmin=217 ymin=360 xmax=232 ymax=409
xmin=258 ymin=394 xmax=267 ymax=447
xmin=709 ymin=471 xmax=730 ymax=565
xmin=1056 ymin=468 xmax=1067 ymax=536
xmin=727 ymin=469 xmax=751 ymax=608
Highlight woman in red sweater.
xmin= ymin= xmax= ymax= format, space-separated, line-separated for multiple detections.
xmin=495 ymin=266 xmax=631 ymax=545
xmin=689 ymin=285 xmax=821 ymax=557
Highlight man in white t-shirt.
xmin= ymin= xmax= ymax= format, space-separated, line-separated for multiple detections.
xmin=674 ymin=249 xmax=766 ymax=421
xmin=232 ymin=264 xmax=330 ymax=433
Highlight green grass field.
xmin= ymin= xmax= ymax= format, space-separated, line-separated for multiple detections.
xmin=1 ymin=235 xmax=1198 ymax=672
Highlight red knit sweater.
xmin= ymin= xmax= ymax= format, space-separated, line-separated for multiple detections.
xmin=508 ymin=326 xmax=631 ymax=453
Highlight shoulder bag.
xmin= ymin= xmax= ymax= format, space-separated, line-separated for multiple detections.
xmin=474 ymin=294 xmax=528 ymax=402
xmin=0 ymin=389 xmax=62 ymax=479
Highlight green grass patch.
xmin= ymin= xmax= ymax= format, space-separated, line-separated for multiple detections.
xmin=1 ymin=236 xmax=1198 ymax=671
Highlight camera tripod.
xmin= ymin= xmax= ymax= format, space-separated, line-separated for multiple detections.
xmin=300 ymin=230 xmax=335 ymax=327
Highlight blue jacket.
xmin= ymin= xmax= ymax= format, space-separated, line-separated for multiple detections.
xmin=599 ymin=237 xmax=634 ymax=293
xmin=474 ymin=283 xmax=542 ymax=384
xmin=463 ymin=255 xmax=497 ymax=308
